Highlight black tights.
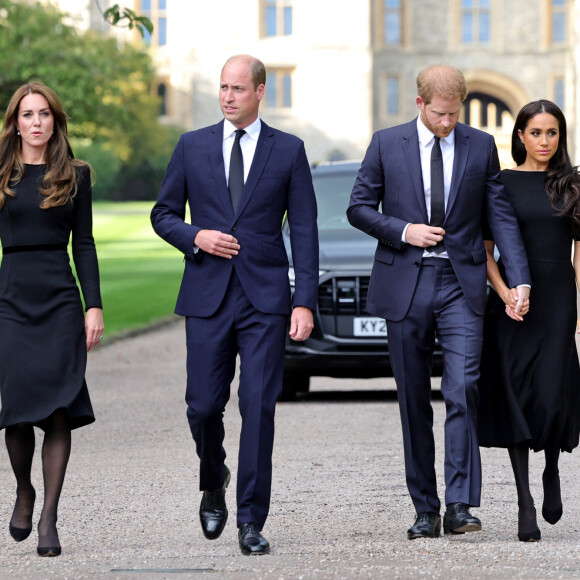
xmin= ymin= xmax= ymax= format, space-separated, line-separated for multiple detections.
xmin=542 ymin=437 xmax=562 ymax=514
xmin=5 ymin=410 xmax=71 ymax=549
xmin=508 ymin=439 xmax=561 ymax=534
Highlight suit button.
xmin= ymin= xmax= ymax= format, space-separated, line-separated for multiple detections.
xmin=232 ymin=226 xmax=237 ymax=231
xmin=414 ymin=261 xmax=421 ymax=267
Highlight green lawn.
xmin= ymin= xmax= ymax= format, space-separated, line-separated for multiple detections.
xmin=92 ymin=201 xmax=184 ymax=338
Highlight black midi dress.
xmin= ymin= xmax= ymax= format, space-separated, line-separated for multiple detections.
xmin=0 ymin=164 xmax=102 ymax=430
xmin=478 ymin=169 xmax=580 ymax=452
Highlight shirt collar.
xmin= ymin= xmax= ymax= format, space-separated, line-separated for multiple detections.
xmin=416 ymin=115 xmax=455 ymax=148
xmin=223 ymin=117 xmax=261 ymax=142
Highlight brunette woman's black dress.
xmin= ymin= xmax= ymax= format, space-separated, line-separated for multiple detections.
xmin=0 ymin=164 xmax=101 ymax=430
xmin=478 ymin=169 xmax=580 ymax=452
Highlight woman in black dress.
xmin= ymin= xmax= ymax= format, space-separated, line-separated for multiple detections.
xmin=0 ymin=83 xmax=103 ymax=556
xmin=479 ymin=100 xmax=580 ymax=542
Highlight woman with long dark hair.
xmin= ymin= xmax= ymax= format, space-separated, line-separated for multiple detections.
xmin=479 ymin=100 xmax=580 ymax=542
xmin=0 ymin=82 xmax=103 ymax=556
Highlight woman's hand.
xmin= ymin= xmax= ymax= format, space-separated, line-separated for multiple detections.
xmin=85 ymin=307 xmax=104 ymax=351
xmin=502 ymin=287 xmax=529 ymax=322
xmin=499 ymin=287 xmax=518 ymax=310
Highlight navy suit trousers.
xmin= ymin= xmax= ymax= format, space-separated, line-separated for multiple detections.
xmin=386 ymin=258 xmax=483 ymax=514
xmin=185 ymin=270 xmax=286 ymax=530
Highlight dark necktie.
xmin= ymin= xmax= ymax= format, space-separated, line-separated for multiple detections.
xmin=430 ymin=136 xmax=445 ymax=253
xmin=229 ymin=129 xmax=246 ymax=213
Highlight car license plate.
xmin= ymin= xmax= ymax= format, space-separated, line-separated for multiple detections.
xmin=353 ymin=317 xmax=387 ymax=337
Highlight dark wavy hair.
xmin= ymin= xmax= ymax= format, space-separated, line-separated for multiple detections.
xmin=511 ymin=99 xmax=580 ymax=229
xmin=0 ymin=82 xmax=87 ymax=210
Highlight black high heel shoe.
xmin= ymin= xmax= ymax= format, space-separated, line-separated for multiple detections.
xmin=517 ymin=505 xmax=541 ymax=542
xmin=542 ymin=472 xmax=563 ymax=525
xmin=542 ymin=504 xmax=563 ymax=525
xmin=518 ymin=528 xmax=541 ymax=542
xmin=37 ymin=546 xmax=62 ymax=557
xmin=9 ymin=523 xmax=32 ymax=542
xmin=37 ymin=522 xmax=61 ymax=557
xmin=9 ymin=488 xmax=35 ymax=542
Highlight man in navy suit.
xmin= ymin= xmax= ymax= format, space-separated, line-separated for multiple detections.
xmin=348 ymin=65 xmax=530 ymax=539
xmin=151 ymin=55 xmax=318 ymax=554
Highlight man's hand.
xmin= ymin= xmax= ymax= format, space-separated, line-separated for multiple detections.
xmin=194 ymin=229 xmax=240 ymax=258
xmin=504 ymin=286 xmax=530 ymax=322
xmin=406 ymin=224 xmax=445 ymax=248
xmin=289 ymin=306 xmax=314 ymax=342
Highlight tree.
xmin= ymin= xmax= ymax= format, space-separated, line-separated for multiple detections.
xmin=99 ymin=2 xmax=154 ymax=38
xmin=0 ymin=0 xmax=178 ymax=199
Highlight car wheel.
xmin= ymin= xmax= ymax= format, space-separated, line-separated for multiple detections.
xmin=279 ymin=373 xmax=310 ymax=401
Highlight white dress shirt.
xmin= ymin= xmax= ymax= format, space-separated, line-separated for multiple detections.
xmin=193 ymin=117 xmax=262 ymax=253
xmin=223 ymin=117 xmax=261 ymax=184
xmin=402 ymin=116 xmax=455 ymax=259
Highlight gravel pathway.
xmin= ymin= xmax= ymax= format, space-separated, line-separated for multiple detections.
xmin=1 ymin=319 xmax=579 ymax=579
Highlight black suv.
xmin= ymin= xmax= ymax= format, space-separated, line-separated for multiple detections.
xmin=282 ymin=161 xmax=442 ymax=399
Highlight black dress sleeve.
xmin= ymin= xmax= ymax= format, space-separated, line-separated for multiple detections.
xmin=482 ymin=200 xmax=493 ymax=242
xmin=71 ymin=165 xmax=102 ymax=310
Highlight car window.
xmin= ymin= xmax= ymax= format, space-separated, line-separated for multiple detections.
xmin=313 ymin=171 xmax=358 ymax=231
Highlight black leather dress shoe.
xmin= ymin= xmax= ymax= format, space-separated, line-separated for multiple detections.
xmin=238 ymin=522 xmax=270 ymax=555
xmin=407 ymin=512 xmax=441 ymax=539
xmin=199 ymin=466 xmax=230 ymax=540
xmin=443 ymin=502 xmax=482 ymax=534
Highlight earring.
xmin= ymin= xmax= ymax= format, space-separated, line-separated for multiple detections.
xmin=17 ymin=130 xmax=20 ymax=135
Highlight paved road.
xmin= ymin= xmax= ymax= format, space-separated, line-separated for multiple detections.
xmin=1 ymin=320 xmax=580 ymax=579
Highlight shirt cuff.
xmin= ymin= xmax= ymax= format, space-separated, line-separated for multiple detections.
xmin=402 ymin=223 xmax=411 ymax=243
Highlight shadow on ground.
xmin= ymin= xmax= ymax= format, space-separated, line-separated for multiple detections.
xmin=283 ymin=389 xmax=444 ymax=403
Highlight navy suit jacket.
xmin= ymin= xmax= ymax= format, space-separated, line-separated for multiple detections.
xmin=347 ymin=119 xmax=530 ymax=321
xmin=151 ymin=120 xmax=319 ymax=318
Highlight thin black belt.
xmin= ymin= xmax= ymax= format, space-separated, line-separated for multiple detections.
xmin=2 ymin=244 xmax=67 ymax=255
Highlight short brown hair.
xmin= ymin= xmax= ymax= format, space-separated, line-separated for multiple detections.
xmin=416 ymin=65 xmax=467 ymax=105
xmin=223 ymin=55 xmax=266 ymax=90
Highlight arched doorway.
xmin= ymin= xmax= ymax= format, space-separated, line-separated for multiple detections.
xmin=462 ymin=71 xmax=530 ymax=168
xmin=463 ymin=92 xmax=514 ymax=167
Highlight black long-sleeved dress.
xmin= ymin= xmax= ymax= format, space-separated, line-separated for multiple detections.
xmin=0 ymin=164 xmax=102 ymax=430
xmin=478 ymin=169 xmax=580 ymax=452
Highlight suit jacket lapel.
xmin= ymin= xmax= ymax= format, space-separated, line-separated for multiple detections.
xmin=208 ymin=120 xmax=235 ymax=217
xmin=233 ymin=120 xmax=274 ymax=220
xmin=402 ymin=121 xmax=429 ymax=223
xmin=446 ymin=124 xmax=470 ymax=219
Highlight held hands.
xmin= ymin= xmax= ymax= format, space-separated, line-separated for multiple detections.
xmin=406 ymin=224 xmax=445 ymax=248
xmin=502 ymin=286 xmax=530 ymax=322
xmin=194 ymin=230 xmax=240 ymax=259
xmin=85 ymin=307 xmax=104 ymax=351
xmin=289 ymin=306 xmax=314 ymax=342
